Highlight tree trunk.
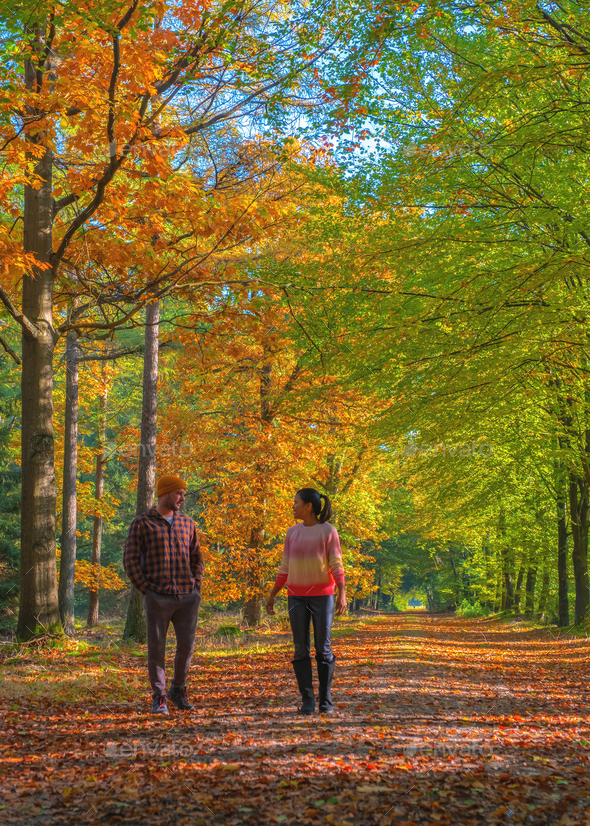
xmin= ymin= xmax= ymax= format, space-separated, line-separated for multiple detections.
xmin=494 ymin=559 xmax=502 ymax=612
xmin=482 ymin=536 xmax=493 ymax=608
xmin=498 ymin=509 xmax=514 ymax=610
xmin=124 ymin=300 xmax=160 ymax=642
xmin=87 ymin=371 xmax=107 ymax=626
xmin=502 ymin=554 xmax=515 ymax=610
xmin=569 ymin=471 xmax=590 ymax=625
xmin=524 ymin=565 xmax=537 ymax=616
xmin=448 ymin=544 xmax=458 ymax=579
xmin=243 ymin=504 xmax=266 ymax=627
xmin=537 ymin=569 xmax=550 ymax=616
xmin=514 ymin=565 xmax=525 ymax=611
xmin=16 ymin=35 xmax=62 ymax=640
xmin=557 ymin=485 xmax=569 ymax=626
xmin=243 ymin=594 xmax=263 ymax=626
xmin=58 ymin=329 xmax=79 ymax=635
xmin=425 ymin=585 xmax=435 ymax=612
xmin=242 ymin=357 xmax=272 ymax=627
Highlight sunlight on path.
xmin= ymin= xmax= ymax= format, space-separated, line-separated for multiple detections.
xmin=2 ymin=614 xmax=590 ymax=825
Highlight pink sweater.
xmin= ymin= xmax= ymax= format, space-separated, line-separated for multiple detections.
xmin=274 ymin=522 xmax=345 ymax=596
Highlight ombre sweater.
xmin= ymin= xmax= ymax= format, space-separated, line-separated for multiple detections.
xmin=274 ymin=522 xmax=345 ymax=596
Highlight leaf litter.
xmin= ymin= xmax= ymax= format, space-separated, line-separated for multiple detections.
xmin=1 ymin=613 xmax=590 ymax=824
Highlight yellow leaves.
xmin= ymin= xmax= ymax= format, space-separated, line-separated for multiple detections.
xmin=0 ymin=239 xmax=50 ymax=282
xmin=73 ymin=560 xmax=126 ymax=591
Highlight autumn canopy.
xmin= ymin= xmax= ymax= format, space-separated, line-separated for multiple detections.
xmin=0 ymin=0 xmax=589 ymax=638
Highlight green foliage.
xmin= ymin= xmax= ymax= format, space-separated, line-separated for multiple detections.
xmin=394 ymin=591 xmax=426 ymax=611
xmin=0 ymin=367 xmax=21 ymax=632
xmin=456 ymin=600 xmax=490 ymax=619
xmin=274 ymin=0 xmax=590 ymax=625
xmin=4 ymin=0 xmax=590 ymax=631
xmin=215 ymin=625 xmax=243 ymax=638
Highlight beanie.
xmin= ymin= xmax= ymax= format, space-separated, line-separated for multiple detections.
xmin=156 ymin=474 xmax=187 ymax=497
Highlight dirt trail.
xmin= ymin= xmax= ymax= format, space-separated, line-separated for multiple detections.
xmin=2 ymin=613 xmax=590 ymax=825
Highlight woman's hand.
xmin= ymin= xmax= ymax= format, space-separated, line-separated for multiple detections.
xmin=335 ymin=584 xmax=347 ymax=616
xmin=266 ymin=584 xmax=281 ymax=616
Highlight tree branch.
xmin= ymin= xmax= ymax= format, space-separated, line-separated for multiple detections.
xmin=0 ymin=286 xmax=41 ymax=339
xmin=538 ymin=6 xmax=590 ymax=55
xmin=53 ymin=192 xmax=81 ymax=217
xmin=76 ymin=342 xmax=171 ymax=362
xmin=51 ymin=34 xmax=126 ymax=268
xmin=117 ymin=0 xmax=140 ymax=32
xmin=0 ymin=333 xmax=20 ymax=364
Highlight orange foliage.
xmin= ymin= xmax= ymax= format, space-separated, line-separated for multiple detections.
xmin=1 ymin=1 xmax=328 ymax=335
xmin=156 ymin=285 xmax=393 ymax=606
xmin=72 ymin=559 xmax=127 ymax=592
xmin=55 ymin=550 xmax=126 ymax=591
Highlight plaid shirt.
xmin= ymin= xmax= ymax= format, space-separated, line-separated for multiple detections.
xmin=123 ymin=507 xmax=204 ymax=595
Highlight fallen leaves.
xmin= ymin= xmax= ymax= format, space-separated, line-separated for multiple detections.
xmin=2 ymin=614 xmax=590 ymax=824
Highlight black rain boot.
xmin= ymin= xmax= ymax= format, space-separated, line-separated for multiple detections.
xmin=292 ymin=658 xmax=316 ymax=715
xmin=317 ymin=657 xmax=336 ymax=713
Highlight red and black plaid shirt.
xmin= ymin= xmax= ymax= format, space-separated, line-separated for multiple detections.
xmin=123 ymin=507 xmax=204 ymax=595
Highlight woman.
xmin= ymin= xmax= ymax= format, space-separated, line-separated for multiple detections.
xmin=266 ymin=488 xmax=347 ymax=714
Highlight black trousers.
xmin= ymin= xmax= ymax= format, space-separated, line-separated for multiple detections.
xmin=288 ymin=594 xmax=335 ymax=663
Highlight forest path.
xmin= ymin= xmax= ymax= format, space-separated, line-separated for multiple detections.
xmin=2 ymin=613 xmax=590 ymax=825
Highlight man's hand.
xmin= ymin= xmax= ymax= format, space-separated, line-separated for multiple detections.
xmin=335 ymin=584 xmax=347 ymax=616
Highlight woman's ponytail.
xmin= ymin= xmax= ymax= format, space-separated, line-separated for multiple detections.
xmin=296 ymin=488 xmax=333 ymax=524
xmin=318 ymin=494 xmax=332 ymax=524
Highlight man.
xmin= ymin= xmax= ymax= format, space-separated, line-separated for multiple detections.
xmin=123 ymin=474 xmax=204 ymax=715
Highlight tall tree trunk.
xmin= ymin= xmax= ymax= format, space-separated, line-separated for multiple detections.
xmin=557 ymin=486 xmax=569 ymax=626
xmin=58 ymin=329 xmax=79 ymax=635
xmin=503 ymin=556 xmax=515 ymax=610
xmin=498 ymin=509 xmax=514 ymax=610
xmin=552 ymin=403 xmax=571 ymax=627
xmin=482 ymin=535 xmax=493 ymax=608
xmin=242 ymin=529 xmax=265 ymax=626
xmin=124 ymin=300 xmax=160 ymax=642
xmin=537 ymin=568 xmax=550 ymax=616
xmin=242 ymin=467 xmax=267 ymax=625
xmin=524 ymin=565 xmax=537 ymax=616
xmin=514 ymin=565 xmax=525 ymax=611
xmin=448 ymin=544 xmax=458 ymax=579
xmin=87 ymin=371 xmax=107 ymax=626
xmin=569 ymin=471 xmax=590 ymax=625
xmin=552 ymin=391 xmax=577 ymax=625
xmin=16 ymin=32 xmax=62 ymax=640
xmin=494 ymin=558 xmax=502 ymax=612
xmin=460 ymin=545 xmax=472 ymax=598
xmin=242 ymin=359 xmax=272 ymax=627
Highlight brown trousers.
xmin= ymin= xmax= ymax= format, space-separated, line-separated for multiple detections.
xmin=142 ymin=588 xmax=201 ymax=696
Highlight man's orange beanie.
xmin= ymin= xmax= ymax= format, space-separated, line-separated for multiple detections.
xmin=156 ymin=475 xmax=187 ymax=497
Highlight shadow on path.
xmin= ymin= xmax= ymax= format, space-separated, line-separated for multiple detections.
xmin=2 ymin=614 xmax=590 ymax=825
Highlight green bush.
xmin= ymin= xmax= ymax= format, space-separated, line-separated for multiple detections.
xmin=214 ymin=624 xmax=243 ymax=638
xmin=455 ymin=599 xmax=489 ymax=618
